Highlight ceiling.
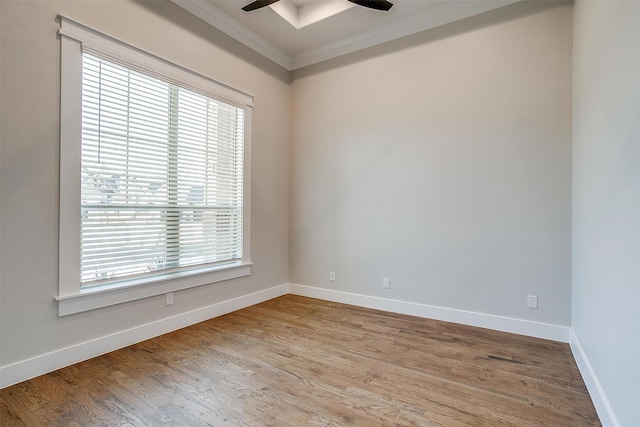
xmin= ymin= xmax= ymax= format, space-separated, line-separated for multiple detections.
xmin=170 ymin=0 xmax=519 ymax=70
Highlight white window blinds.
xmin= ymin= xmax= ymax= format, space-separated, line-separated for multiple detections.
xmin=80 ymin=53 xmax=245 ymax=286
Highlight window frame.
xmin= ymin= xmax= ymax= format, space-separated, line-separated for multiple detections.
xmin=57 ymin=16 xmax=253 ymax=316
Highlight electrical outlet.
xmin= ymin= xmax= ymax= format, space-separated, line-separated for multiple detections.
xmin=383 ymin=277 xmax=390 ymax=289
xmin=166 ymin=292 xmax=174 ymax=306
xmin=527 ymin=295 xmax=538 ymax=309
xmin=329 ymin=271 xmax=336 ymax=282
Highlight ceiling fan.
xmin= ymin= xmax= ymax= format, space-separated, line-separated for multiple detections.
xmin=242 ymin=0 xmax=393 ymax=12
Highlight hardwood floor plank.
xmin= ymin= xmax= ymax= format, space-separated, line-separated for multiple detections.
xmin=1 ymin=295 xmax=600 ymax=426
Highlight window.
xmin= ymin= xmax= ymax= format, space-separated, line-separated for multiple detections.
xmin=57 ymin=16 xmax=253 ymax=316
xmin=80 ymin=53 xmax=245 ymax=284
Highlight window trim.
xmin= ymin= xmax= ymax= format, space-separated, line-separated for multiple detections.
xmin=57 ymin=16 xmax=253 ymax=316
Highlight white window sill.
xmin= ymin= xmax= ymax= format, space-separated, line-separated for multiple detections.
xmin=56 ymin=262 xmax=252 ymax=316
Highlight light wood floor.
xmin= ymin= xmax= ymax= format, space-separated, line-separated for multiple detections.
xmin=1 ymin=295 xmax=600 ymax=426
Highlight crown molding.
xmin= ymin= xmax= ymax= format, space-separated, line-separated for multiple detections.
xmin=171 ymin=0 xmax=520 ymax=71
xmin=290 ymin=0 xmax=519 ymax=70
xmin=170 ymin=0 xmax=293 ymax=70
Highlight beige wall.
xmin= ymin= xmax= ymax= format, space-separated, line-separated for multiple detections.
xmin=1 ymin=0 xmax=573 ymax=374
xmin=0 ymin=0 xmax=290 ymax=365
xmin=4 ymin=1 xmax=638 ymax=422
xmin=290 ymin=1 xmax=573 ymax=325
xmin=572 ymin=0 xmax=640 ymax=425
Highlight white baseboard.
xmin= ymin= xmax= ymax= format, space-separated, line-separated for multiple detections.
xmin=570 ymin=330 xmax=618 ymax=427
xmin=0 ymin=283 xmax=581 ymax=394
xmin=2 ymin=282 xmax=614 ymax=425
xmin=0 ymin=284 xmax=289 ymax=389
xmin=288 ymin=284 xmax=571 ymax=343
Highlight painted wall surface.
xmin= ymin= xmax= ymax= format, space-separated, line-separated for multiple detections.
xmin=572 ymin=0 xmax=640 ymax=425
xmin=0 ymin=0 xmax=290 ymax=366
xmin=290 ymin=1 xmax=573 ymax=326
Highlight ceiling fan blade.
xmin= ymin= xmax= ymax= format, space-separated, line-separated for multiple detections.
xmin=347 ymin=0 xmax=393 ymax=11
xmin=242 ymin=0 xmax=280 ymax=12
